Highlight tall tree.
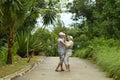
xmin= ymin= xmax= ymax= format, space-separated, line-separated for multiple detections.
xmin=0 ymin=0 xmax=62 ymax=64
xmin=0 ymin=0 xmax=36 ymax=64
xmin=68 ymin=0 xmax=120 ymax=39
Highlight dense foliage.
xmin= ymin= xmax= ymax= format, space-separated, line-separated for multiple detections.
xmin=0 ymin=0 xmax=60 ymax=64
xmin=68 ymin=0 xmax=120 ymax=39
xmin=67 ymin=0 xmax=120 ymax=80
xmin=0 ymin=0 xmax=120 ymax=79
xmin=73 ymin=38 xmax=120 ymax=80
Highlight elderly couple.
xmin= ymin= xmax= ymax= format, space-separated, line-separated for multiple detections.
xmin=55 ymin=32 xmax=74 ymax=72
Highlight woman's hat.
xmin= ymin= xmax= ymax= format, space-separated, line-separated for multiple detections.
xmin=69 ymin=36 xmax=73 ymax=40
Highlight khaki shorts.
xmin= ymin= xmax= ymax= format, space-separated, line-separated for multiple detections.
xmin=58 ymin=52 xmax=65 ymax=61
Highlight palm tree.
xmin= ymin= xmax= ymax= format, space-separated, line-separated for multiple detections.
xmin=0 ymin=0 xmax=61 ymax=64
xmin=0 ymin=0 xmax=36 ymax=64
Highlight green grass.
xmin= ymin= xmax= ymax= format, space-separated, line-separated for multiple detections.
xmin=0 ymin=56 xmax=45 ymax=78
xmin=73 ymin=38 xmax=120 ymax=80
xmin=73 ymin=46 xmax=93 ymax=58
xmin=95 ymin=46 xmax=120 ymax=79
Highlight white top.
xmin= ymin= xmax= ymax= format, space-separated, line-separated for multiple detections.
xmin=65 ymin=40 xmax=73 ymax=49
xmin=65 ymin=40 xmax=74 ymax=55
xmin=57 ymin=38 xmax=65 ymax=54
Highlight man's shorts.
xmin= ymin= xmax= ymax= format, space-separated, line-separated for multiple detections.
xmin=58 ymin=52 xmax=65 ymax=61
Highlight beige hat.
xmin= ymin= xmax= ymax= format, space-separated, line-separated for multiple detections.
xmin=69 ymin=36 xmax=73 ymax=40
xmin=59 ymin=32 xmax=65 ymax=36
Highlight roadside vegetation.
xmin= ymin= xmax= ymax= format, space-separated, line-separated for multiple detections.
xmin=68 ymin=0 xmax=120 ymax=80
xmin=0 ymin=0 xmax=62 ymax=77
xmin=0 ymin=56 xmax=44 ymax=78
xmin=0 ymin=0 xmax=120 ymax=80
xmin=73 ymin=38 xmax=120 ymax=79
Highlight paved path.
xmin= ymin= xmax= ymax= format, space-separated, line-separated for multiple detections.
xmin=14 ymin=57 xmax=113 ymax=80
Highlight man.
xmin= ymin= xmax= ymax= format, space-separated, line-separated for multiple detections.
xmin=55 ymin=32 xmax=66 ymax=72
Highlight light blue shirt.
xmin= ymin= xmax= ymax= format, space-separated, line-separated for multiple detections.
xmin=57 ymin=38 xmax=65 ymax=55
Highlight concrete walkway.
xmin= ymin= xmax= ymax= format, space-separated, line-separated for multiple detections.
xmin=14 ymin=57 xmax=113 ymax=80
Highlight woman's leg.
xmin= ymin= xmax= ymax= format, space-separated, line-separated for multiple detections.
xmin=64 ymin=53 xmax=69 ymax=71
xmin=65 ymin=50 xmax=72 ymax=71
xmin=66 ymin=55 xmax=70 ymax=71
xmin=66 ymin=56 xmax=70 ymax=71
xmin=64 ymin=54 xmax=67 ymax=70
xmin=67 ymin=53 xmax=72 ymax=71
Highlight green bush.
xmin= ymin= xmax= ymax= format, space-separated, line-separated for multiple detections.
xmin=16 ymin=32 xmax=28 ymax=57
xmin=16 ymin=32 xmax=43 ymax=57
xmin=0 ymin=44 xmax=7 ymax=66
xmin=34 ymin=29 xmax=58 ymax=56
xmin=73 ymin=46 xmax=93 ymax=58
xmin=95 ymin=46 xmax=120 ymax=80
xmin=73 ymin=38 xmax=120 ymax=80
xmin=0 ymin=42 xmax=19 ymax=66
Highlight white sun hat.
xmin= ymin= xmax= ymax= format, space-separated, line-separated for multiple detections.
xmin=59 ymin=32 xmax=65 ymax=36
xmin=69 ymin=36 xmax=73 ymax=40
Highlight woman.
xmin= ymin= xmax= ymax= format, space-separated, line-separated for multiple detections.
xmin=64 ymin=36 xmax=74 ymax=72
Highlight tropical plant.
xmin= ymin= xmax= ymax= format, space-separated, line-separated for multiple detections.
xmin=0 ymin=0 xmax=65 ymax=65
xmin=34 ymin=28 xmax=54 ymax=56
xmin=0 ymin=0 xmax=36 ymax=64
xmin=0 ymin=44 xmax=7 ymax=66
xmin=16 ymin=31 xmax=43 ymax=58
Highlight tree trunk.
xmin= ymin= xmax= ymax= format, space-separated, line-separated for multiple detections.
xmin=6 ymin=27 xmax=15 ymax=64
xmin=27 ymin=52 xmax=34 ymax=63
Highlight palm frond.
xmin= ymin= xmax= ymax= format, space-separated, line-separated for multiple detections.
xmin=43 ymin=9 xmax=57 ymax=26
xmin=16 ymin=31 xmax=43 ymax=57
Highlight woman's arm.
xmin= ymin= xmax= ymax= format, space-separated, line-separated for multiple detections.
xmin=67 ymin=41 xmax=73 ymax=49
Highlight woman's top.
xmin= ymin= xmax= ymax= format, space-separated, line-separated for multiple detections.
xmin=65 ymin=40 xmax=74 ymax=55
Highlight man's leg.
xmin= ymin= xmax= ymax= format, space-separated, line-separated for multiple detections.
xmin=55 ymin=61 xmax=62 ymax=71
xmin=55 ymin=54 xmax=63 ymax=71
xmin=60 ymin=54 xmax=65 ymax=71
xmin=60 ymin=61 xmax=64 ymax=71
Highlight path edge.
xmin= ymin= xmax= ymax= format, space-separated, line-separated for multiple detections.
xmin=0 ymin=56 xmax=47 ymax=80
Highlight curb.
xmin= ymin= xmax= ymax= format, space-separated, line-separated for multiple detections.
xmin=0 ymin=56 xmax=46 ymax=80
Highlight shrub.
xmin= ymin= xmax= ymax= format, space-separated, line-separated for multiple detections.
xmin=73 ymin=46 xmax=93 ymax=58
xmin=16 ymin=32 xmax=43 ymax=57
xmin=0 ymin=42 xmax=19 ymax=66
xmin=95 ymin=46 xmax=120 ymax=80
xmin=0 ymin=44 xmax=7 ymax=66
xmin=73 ymin=38 xmax=120 ymax=80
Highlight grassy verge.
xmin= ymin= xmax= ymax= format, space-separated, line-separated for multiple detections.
xmin=0 ymin=56 xmax=45 ymax=78
xmin=73 ymin=38 xmax=120 ymax=80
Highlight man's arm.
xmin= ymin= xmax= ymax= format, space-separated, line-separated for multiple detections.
xmin=60 ymin=41 xmax=66 ymax=46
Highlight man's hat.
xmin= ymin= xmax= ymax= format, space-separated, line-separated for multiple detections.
xmin=59 ymin=32 xmax=65 ymax=35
